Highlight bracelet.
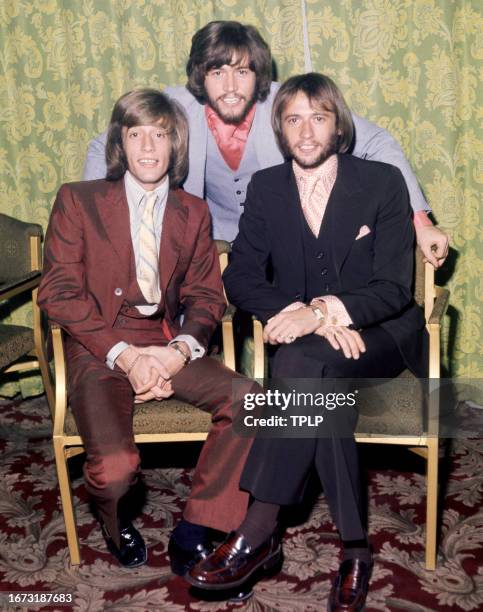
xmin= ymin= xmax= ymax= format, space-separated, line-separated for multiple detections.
xmin=170 ymin=342 xmax=191 ymax=365
xmin=125 ymin=353 xmax=141 ymax=376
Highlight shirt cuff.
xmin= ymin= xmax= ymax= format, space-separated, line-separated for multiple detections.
xmin=106 ymin=341 xmax=129 ymax=370
xmin=169 ymin=335 xmax=205 ymax=361
xmin=413 ymin=210 xmax=433 ymax=228
xmin=311 ymin=296 xmax=353 ymax=336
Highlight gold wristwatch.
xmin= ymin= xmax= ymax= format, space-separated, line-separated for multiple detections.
xmin=309 ymin=304 xmax=325 ymax=327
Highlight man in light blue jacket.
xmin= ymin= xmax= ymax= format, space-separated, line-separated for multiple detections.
xmin=84 ymin=21 xmax=448 ymax=264
xmin=82 ymin=20 xmax=449 ymax=577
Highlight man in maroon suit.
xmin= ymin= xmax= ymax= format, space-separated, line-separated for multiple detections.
xmin=38 ymin=89 xmax=257 ymax=569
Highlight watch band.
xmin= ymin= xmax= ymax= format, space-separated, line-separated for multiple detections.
xmin=309 ymin=304 xmax=325 ymax=327
xmin=170 ymin=341 xmax=191 ymax=365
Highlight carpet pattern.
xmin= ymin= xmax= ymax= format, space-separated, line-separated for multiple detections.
xmin=0 ymin=395 xmax=482 ymax=611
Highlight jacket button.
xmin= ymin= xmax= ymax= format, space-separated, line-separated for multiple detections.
xmin=316 ymin=251 xmax=324 ymax=259
xmin=320 ymin=268 xmax=328 ymax=276
xmin=114 ymin=288 xmax=123 ymax=296
xmin=295 ymin=293 xmax=301 ymax=299
xmin=325 ymin=284 xmax=330 ymax=292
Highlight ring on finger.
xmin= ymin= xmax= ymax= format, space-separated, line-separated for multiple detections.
xmin=288 ymin=334 xmax=295 ymax=342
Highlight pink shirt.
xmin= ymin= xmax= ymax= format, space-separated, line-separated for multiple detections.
xmin=205 ymin=104 xmax=256 ymax=171
xmin=281 ymin=155 xmax=353 ymax=331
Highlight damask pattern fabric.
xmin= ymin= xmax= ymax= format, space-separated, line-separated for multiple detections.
xmin=0 ymin=1 xmax=481 ymax=397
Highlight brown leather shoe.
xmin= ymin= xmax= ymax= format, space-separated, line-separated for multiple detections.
xmin=185 ymin=530 xmax=282 ymax=590
xmin=328 ymin=558 xmax=372 ymax=611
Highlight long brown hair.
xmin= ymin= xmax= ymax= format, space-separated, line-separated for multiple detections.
xmin=106 ymin=89 xmax=188 ymax=187
xmin=272 ymin=73 xmax=354 ymax=157
xmin=186 ymin=21 xmax=272 ymax=104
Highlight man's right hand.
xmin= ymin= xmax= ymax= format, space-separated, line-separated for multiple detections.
xmin=116 ymin=346 xmax=172 ymax=395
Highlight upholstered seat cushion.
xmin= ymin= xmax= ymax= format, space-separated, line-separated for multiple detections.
xmin=355 ymin=369 xmax=426 ymax=437
xmin=64 ymin=397 xmax=212 ymax=437
xmin=0 ymin=324 xmax=34 ymax=370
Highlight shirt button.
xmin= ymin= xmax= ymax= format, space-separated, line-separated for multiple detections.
xmin=236 ymin=190 xmax=242 ymax=195
xmin=316 ymin=251 xmax=324 ymax=259
xmin=321 ymin=268 xmax=328 ymax=276
xmin=234 ymin=178 xmax=240 ymax=182
xmin=114 ymin=288 xmax=123 ymax=296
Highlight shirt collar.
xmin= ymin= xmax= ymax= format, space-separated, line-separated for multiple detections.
xmin=124 ymin=170 xmax=169 ymax=208
xmin=205 ymin=103 xmax=257 ymax=143
xmin=292 ymin=154 xmax=338 ymax=185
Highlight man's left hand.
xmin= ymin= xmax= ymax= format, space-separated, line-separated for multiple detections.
xmin=264 ymin=307 xmax=322 ymax=344
xmin=416 ymin=224 xmax=449 ymax=268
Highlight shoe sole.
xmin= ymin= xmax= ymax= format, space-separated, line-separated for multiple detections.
xmin=185 ymin=545 xmax=282 ymax=591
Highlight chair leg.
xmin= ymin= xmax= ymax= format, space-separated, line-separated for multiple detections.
xmin=53 ymin=438 xmax=81 ymax=565
xmin=425 ymin=438 xmax=439 ymax=570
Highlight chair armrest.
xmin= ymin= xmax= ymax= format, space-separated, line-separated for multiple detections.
xmin=428 ymin=287 xmax=450 ymax=326
xmin=50 ymin=324 xmax=68 ymax=435
xmin=221 ymin=304 xmax=236 ymax=371
xmin=252 ymin=316 xmax=265 ymax=379
xmin=222 ymin=303 xmax=236 ymax=323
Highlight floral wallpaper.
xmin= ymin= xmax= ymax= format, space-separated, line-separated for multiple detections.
xmin=0 ymin=0 xmax=481 ymax=396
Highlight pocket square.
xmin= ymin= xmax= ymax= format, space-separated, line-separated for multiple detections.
xmin=355 ymin=225 xmax=371 ymax=240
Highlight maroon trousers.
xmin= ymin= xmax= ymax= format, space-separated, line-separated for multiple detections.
xmin=65 ymin=332 xmax=259 ymax=545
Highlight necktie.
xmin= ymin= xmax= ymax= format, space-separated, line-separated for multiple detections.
xmin=138 ymin=191 xmax=161 ymax=304
xmin=300 ymin=174 xmax=323 ymax=237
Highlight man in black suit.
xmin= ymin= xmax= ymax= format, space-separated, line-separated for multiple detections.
xmin=186 ymin=73 xmax=427 ymax=610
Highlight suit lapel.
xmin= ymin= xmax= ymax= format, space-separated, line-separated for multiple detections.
xmin=159 ymin=190 xmax=188 ymax=293
xmin=269 ymin=164 xmax=306 ymax=280
xmin=329 ymin=155 xmax=365 ymax=273
xmin=97 ymin=180 xmax=132 ymax=265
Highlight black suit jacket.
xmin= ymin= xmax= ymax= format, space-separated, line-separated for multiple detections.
xmin=223 ymin=154 xmax=427 ymax=376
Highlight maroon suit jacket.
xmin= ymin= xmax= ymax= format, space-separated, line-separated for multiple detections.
xmin=38 ymin=178 xmax=225 ymax=362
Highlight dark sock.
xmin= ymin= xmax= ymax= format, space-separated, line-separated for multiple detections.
xmin=171 ymin=520 xmax=210 ymax=550
xmin=238 ymin=499 xmax=280 ymax=549
xmin=342 ymin=538 xmax=372 ymax=565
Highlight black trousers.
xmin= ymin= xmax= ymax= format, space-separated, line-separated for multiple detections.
xmin=240 ymin=326 xmax=405 ymax=541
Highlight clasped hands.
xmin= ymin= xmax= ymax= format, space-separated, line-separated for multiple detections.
xmin=116 ymin=344 xmax=188 ymax=403
xmin=264 ymin=305 xmax=366 ymax=360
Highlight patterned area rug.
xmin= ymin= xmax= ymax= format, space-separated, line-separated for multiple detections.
xmin=0 ymin=395 xmax=482 ymax=611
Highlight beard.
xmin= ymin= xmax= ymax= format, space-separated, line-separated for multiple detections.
xmin=284 ymin=131 xmax=340 ymax=169
xmin=205 ymin=90 xmax=257 ymax=125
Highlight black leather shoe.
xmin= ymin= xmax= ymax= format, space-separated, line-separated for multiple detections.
xmin=328 ymin=558 xmax=373 ymax=611
xmin=168 ymin=535 xmax=214 ymax=576
xmin=102 ymin=521 xmax=147 ymax=568
xmin=185 ymin=530 xmax=282 ymax=590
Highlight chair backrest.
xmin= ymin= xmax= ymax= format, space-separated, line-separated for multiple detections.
xmin=214 ymin=239 xmax=231 ymax=275
xmin=0 ymin=214 xmax=43 ymax=280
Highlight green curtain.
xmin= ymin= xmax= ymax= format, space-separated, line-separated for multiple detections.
xmin=0 ymin=1 xmax=481 ymax=397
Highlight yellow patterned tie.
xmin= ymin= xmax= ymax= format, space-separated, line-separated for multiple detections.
xmin=138 ymin=191 xmax=161 ymax=304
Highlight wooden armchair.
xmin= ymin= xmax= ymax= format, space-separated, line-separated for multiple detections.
xmin=0 ymin=214 xmax=54 ymax=414
xmin=252 ymin=248 xmax=449 ymax=570
xmin=51 ymin=240 xmax=235 ymax=565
